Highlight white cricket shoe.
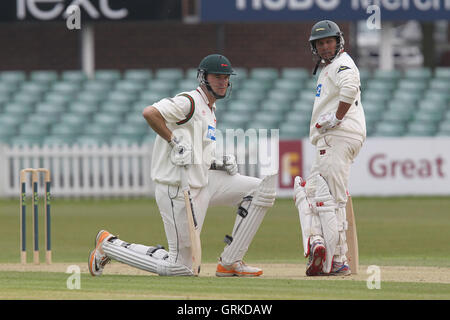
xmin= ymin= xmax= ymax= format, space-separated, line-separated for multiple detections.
xmin=328 ymin=260 xmax=351 ymax=276
xmin=88 ymin=230 xmax=115 ymax=276
xmin=216 ymin=259 xmax=263 ymax=277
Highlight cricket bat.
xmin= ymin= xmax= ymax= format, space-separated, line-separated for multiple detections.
xmin=180 ymin=166 xmax=202 ymax=276
xmin=346 ymin=194 xmax=359 ymax=274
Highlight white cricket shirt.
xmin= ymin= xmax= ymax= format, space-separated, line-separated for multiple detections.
xmin=310 ymin=52 xmax=366 ymax=145
xmin=151 ymin=87 xmax=217 ymax=188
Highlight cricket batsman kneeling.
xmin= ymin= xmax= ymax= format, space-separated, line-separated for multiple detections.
xmin=88 ymin=54 xmax=277 ymax=277
xmin=293 ymin=20 xmax=366 ymax=276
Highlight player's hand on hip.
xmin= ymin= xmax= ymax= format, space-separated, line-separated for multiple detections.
xmin=223 ymin=154 xmax=238 ymax=175
xmin=169 ymin=136 xmax=193 ymax=166
xmin=315 ymin=112 xmax=341 ymax=134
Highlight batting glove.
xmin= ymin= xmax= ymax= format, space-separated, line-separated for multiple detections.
xmin=315 ymin=112 xmax=342 ymax=134
xmin=223 ymin=154 xmax=238 ymax=176
xmin=169 ymin=136 xmax=192 ymax=166
xmin=210 ymin=155 xmax=238 ymax=175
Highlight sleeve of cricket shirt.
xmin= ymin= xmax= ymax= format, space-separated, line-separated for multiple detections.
xmin=334 ymin=63 xmax=360 ymax=105
xmin=152 ymin=94 xmax=192 ymax=124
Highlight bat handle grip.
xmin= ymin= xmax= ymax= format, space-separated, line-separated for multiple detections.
xmin=210 ymin=156 xmax=227 ymax=170
xmin=180 ymin=165 xmax=189 ymax=190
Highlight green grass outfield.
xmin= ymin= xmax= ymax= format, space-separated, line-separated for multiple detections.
xmin=0 ymin=197 xmax=449 ymax=300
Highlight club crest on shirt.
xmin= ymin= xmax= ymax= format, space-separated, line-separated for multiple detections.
xmin=338 ymin=66 xmax=351 ymax=73
xmin=316 ymin=84 xmax=322 ymax=97
xmin=206 ymin=125 xmax=216 ymax=141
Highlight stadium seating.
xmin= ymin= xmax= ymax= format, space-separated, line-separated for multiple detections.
xmin=284 ymin=111 xmax=310 ymax=125
xmin=437 ymin=120 xmax=450 ymax=136
xmin=292 ymin=100 xmax=313 ymax=114
xmin=75 ymin=135 xmax=105 ymax=146
xmin=178 ymin=79 xmax=199 ymax=92
xmin=51 ymin=123 xmax=82 ymax=136
xmin=0 ymin=66 xmax=449 ymax=146
xmin=406 ymin=121 xmax=437 ymax=136
xmin=68 ymin=101 xmax=98 ymax=116
xmin=123 ymin=69 xmax=152 ymax=82
xmin=404 ymin=67 xmax=432 ymax=79
xmin=110 ymin=135 xmax=141 ymax=146
xmin=185 ymin=68 xmax=198 ymax=80
xmin=233 ymin=90 xmax=261 ymax=103
xmin=10 ymin=135 xmax=42 ymax=146
xmin=0 ymin=124 xmax=17 ymax=143
xmin=260 ymin=99 xmax=292 ymax=113
xmin=115 ymin=79 xmax=146 ymax=94
xmin=61 ymin=70 xmax=87 ymax=82
xmin=240 ymin=79 xmax=272 ymax=92
xmin=43 ymin=135 xmax=74 ymax=146
xmin=0 ymin=71 xmax=26 ymax=83
xmin=154 ymin=68 xmax=184 ymax=81
xmin=435 ymin=67 xmax=450 ymax=79
xmin=279 ymin=122 xmax=309 ymax=138
xmin=147 ymin=79 xmax=176 ymax=95
xmin=61 ymin=113 xmax=89 ymax=127
xmin=249 ymin=68 xmax=279 ymax=82
xmin=94 ymin=70 xmax=121 ymax=82
xmin=4 ymin=102 xmax=34 ymax=114
xmin=221 ymin=113 xmax=252 ymax=129
xmin=30 ymin=70 xmax=59 ymax=84
xmin=280 ymin=68 xmax=309 ymax=81
xmin=373 ymin=69 xmax=402 ymax=81
xmin=373 ymin=122 xmax=406 ymax=136
xmin=227 ymin=100 xmax=258 ymax=113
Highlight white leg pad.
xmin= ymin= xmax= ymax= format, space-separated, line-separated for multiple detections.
xmin=334 ymin=206 xmax=348 ymax=262
xmin=307 ymin=175 xmax=339 ymax=274
xmin=103 ymin=239 xmax=193 ymax=276
xmin=294 ymin=176 xmax=322 ymax=256
xmin=220 ymin=172 xmax=277 ymax=265
xmin=107 ymin=238 xmax=171 ymax=260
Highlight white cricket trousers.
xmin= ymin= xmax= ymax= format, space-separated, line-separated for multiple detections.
xmin=155 ymin=170 xmax=261 ymax=268
xmin=308 ymin=135 xmax=363 ymax=264
xmin=309 ymin=135 xmax=363 ymax=204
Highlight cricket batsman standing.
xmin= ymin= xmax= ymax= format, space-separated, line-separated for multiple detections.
xmin=293 ymin=20 xmax=366 ymax=276
xmin=89 ymin=54 xmax=277 ymax=277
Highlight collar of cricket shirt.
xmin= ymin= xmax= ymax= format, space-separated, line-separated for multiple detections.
xmin=197 ymin=87 xmax=215 ymax=111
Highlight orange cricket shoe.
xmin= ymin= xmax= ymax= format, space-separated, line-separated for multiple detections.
xmin=88 ymin=230 xmax=115 ymax=276
xmin=215 ymin=259 xmax=263 ymax=277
